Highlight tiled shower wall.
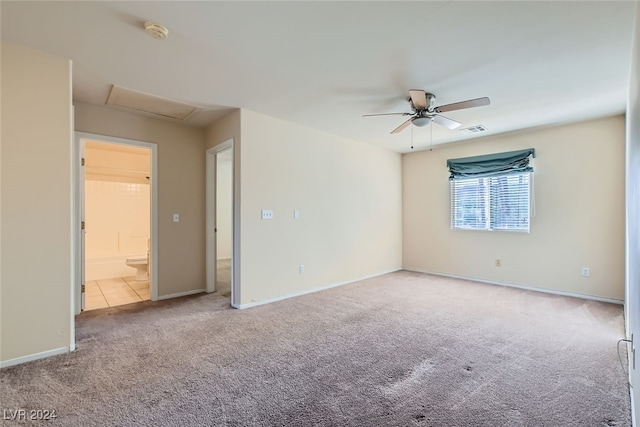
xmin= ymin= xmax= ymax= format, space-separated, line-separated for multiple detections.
xmin=85 ymin=180 xmax=150 ymax=279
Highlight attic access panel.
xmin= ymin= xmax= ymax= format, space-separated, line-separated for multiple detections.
xmin=106 ymin=85 xmax=198 ymax=120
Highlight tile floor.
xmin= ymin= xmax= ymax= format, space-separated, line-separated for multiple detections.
xmin=84 ymin=276 xmax=149 ymax=311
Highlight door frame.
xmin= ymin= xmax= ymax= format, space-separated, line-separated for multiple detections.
xmin=206 ymin=139 xmax=239 ymax=307
xmin=73 ymin=132 xmax=159 ymax=315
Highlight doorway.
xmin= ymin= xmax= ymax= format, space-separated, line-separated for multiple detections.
xmin=206 ymin=139 xmax=238 ymax=306
xmin=74 ymin=132 xmax=158 ymax=314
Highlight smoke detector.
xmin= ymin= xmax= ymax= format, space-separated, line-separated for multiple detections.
xmin=144 ymin=21 xmax=169 ymax=40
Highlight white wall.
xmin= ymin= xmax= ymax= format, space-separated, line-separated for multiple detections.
xmin=626 ymin=1 xmax=640 ymax=419
xmin=1 ymin=42 xmax=73 ymax=365
xmin=85 ymin=142 xmax=150 ymax=268
xmin=85 ymin=140 xmax=150 ymax=184
xmin=237 ymin=109 xmax=402 ymax=306
xmin=85 ymin=180 xmax=150 ymax=258
xmin=403 ymin=116 xmax=626 ymax=301
xmin=84 ymin=179 xmax=150 ymax=280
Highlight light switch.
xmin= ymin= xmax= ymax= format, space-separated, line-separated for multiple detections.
xmin=294 ymin=209 xmax=300 ymax=220
xmin=173 ymin=213 xmax=179 ymax=222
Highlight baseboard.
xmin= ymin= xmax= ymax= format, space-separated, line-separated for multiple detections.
xmin=157 ymin=288 xmax=206 ymax=301
xmin=403 ymin=268 xmax=624 ymax=305
xmin=236 ymin=268 xmax=403 ymax=309
xmin=0 ymin=347 xmax=70 ymax=369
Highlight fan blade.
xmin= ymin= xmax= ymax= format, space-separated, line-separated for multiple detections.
xmin=409 ymin=89 xmax=428 ymax=110
xmin=390 ymin=118 xmax=413 ymax=134
xmin=435 ymin=97 xmax=490 ymax=113
xmin=362 ymin=112 xmax=411 ymax=117
xmin=433 ymin=114 xmax=462 ymax=130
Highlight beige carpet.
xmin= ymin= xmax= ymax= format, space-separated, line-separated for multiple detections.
xmin=0 ymin=271 xmax=631 ymax=426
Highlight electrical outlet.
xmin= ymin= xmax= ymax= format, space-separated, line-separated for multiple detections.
xmin=582 ymin=267 xmax=590 ymax=277
xmin=261 ymin=209 xmax=274 ymax=220
xmin=299 ymin=264 xmax=305 ymax=274
xmin=495 ymin=259 xmax=501 ymax=267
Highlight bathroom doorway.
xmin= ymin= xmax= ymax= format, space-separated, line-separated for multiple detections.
xmin=206 ymin=139 xmax=238 ymax=306
xmin=74 ymin=132 xmax=158 ymax=314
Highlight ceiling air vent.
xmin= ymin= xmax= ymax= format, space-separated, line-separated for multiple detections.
xmin=460 ymin=125 xmax=487 ymax=133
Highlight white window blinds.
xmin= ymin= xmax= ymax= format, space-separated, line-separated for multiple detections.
xmin=450 ymin=173 xmax=531 ymax=231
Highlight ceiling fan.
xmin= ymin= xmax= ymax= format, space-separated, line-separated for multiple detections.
xmin=363 ymin=90 xmax=490 ymax=134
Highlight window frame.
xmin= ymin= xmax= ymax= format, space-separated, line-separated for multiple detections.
xmin=450 ymin=171 xmax=532 ymax=233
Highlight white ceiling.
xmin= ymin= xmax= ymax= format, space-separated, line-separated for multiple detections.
xmin=1 ymin=1 xmax=636 ymax=153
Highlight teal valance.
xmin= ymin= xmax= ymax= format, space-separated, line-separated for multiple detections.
xmin=447 ymin=148 xmax=535 ymax=180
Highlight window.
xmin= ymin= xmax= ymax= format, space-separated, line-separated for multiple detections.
xmin=450 ymin=173 xmax=531 ymax=231
xmin=447 ymin=149 xmax=534 ymax=233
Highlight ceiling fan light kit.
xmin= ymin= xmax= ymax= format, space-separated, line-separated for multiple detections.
xmin=363 ymin=89 xmax=490 ymax=135
xmin=412 ymin=117 xmax=433 ymax=127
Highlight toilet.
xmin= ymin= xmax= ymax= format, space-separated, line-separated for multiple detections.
xmin=125 ymin=238 xmax=150 ymax=281
xmin=126 ymin=256 xmax=148 ymax=281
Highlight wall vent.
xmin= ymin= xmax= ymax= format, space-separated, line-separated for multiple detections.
xmin=460 ymin=125 xmax=487 ymax=133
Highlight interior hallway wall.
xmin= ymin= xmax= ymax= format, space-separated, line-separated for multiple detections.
xmin=403 ymin=115 xmax=625 ymax=301
xmin=1 ymin=41 xmax=73 ymax=365
xmin=205 ymin=110 xmax=242 ymax=303
xmin=75 ymin=103 xmax=206 ymax=298
xmin=236 ymin=109 xmax=402 ymax=306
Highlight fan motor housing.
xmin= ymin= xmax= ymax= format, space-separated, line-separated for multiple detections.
xmin=410 ymin=93 xmax=436 ymax=112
